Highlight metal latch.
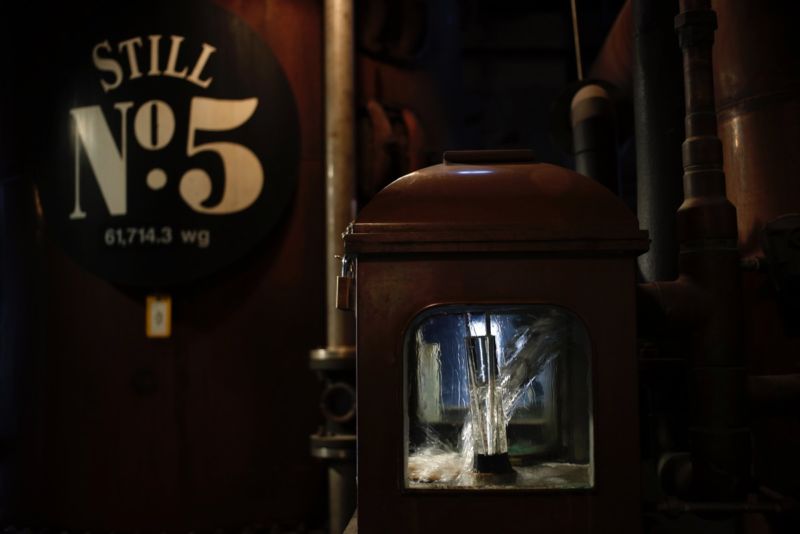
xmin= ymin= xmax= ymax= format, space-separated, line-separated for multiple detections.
xmin=336 ymin=254 xmax=355 ymax=311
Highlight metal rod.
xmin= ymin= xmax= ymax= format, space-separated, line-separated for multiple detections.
xmin=484 ymin=312 xmax=494 ymax=455
xmin=323 ymin=1 xmax=356 ymax=532
xmin=325 ymin=0 xmax=356 ymax=350
xmin=570 ymin=0 xmax=584 ymax=80
xmin=329 ymin=462 xmax=357 ymax=534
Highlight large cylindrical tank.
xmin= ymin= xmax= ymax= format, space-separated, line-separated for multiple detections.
xmin=713 ymin=0 xmax=800 ymax=258
xmin=2 ymin=0 xmax=326 ymax=530
xmin=712 ymin=0 xmax=800 ymax=497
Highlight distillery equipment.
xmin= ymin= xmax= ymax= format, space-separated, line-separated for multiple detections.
xmin=342 ymin=149 xmax=648 ymax=533
xmin=3 ymin=0 xmax=800 ymax=531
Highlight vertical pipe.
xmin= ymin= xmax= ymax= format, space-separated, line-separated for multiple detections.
xmin=329 ymin=463 xmax=356 ymax=534
xmin=325 ymin=0 xmax=356 ymax=350
xmin=570 ymin=83 xmax=619 ymax=194
xmin=675 ymin=0 xmax=749 ymax=501
xmin=633 ymin=0 xmax=684 ymax=282
xmin=323 ymin=1 xmax=356 ymax=532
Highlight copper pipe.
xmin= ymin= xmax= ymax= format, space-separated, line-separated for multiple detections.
xmin=712 ymin=0 xmax=800 ymax=257
xmin=673 ymin=0 xmax=750 ymax=501
xmin=711 ymin=0 xmax=800 ymax=495
xmin=588 ymin=0 xmax=633 ymax=98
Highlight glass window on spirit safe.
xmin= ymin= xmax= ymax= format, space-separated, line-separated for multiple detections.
xmin=404 ymin=305 xmax=594 ymax=490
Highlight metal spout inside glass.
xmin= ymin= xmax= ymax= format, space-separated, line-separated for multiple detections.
xmin=466 ymin=312 xmax=512 ymax=474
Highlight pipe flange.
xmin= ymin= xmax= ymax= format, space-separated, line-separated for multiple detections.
xmin=674 ymin=10 xmax=717 ymax=48
xmin=309 ymin=346 xmax=355 ymax=371
xmin=320 ymin=382 xmax=357 ymax=423
xmin=310 ymin=433 xmax=356 ymax=460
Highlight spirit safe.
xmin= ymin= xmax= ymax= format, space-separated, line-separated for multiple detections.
xmin=343 ymin=150 xmax=648 ymax=533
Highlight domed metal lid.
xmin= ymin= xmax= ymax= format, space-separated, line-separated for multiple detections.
xmin=345 ymin=150 xmax=648 ymax=255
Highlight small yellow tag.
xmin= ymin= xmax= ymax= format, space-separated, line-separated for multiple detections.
xmin=146 ymin=295 xmax=172 ymax=338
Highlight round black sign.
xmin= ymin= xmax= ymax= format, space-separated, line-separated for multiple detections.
xmin=32 ymin=0 xmax=300 ymax=286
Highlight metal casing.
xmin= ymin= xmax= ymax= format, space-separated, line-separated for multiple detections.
xmin=345 ymin=152 xmax=648 ymax=533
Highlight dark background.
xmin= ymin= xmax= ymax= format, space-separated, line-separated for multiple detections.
xmin=0 ymin=0 xmax=626 ymax=531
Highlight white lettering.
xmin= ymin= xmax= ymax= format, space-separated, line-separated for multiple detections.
xmin=164 ymin=35 xmax=188 ymax=79
xmin=92 ymin=40 xmax=123 ymax=93
xmin=117 ymin=37 xmax=144 ymax=80
xmin=147 ymin=35 xmax=162 ymax=76
xmin=134 ymin=100 xmax=175 ymax=150
xmin=70 ymin=102 xmax=134 ymax=219
xmin=179 ymin=97 xmax=263 ymax=214
xmin=94 ymin=35 xmax=215 ymax=89
xmin=180 ymin=229 xmax=210 ymax=248
xmin=186 ymin=42 xmax=216 ymax=89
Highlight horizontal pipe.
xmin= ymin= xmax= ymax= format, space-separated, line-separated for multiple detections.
xmin=637 ymin=278 xmax=708 ymax=330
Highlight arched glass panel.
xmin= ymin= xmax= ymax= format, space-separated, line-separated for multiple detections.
xmin=405 ymin=305 xmax=593 ymax=490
